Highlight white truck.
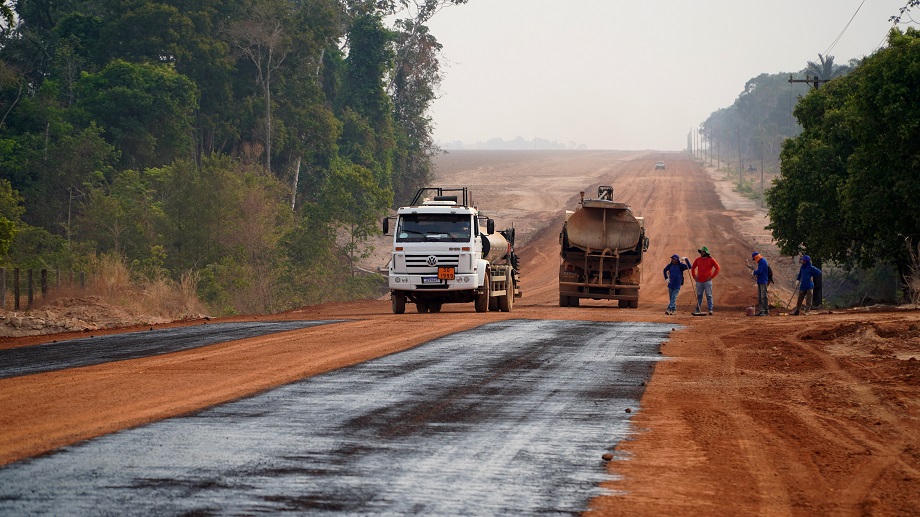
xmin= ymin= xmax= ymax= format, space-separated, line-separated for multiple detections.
xmin=382 ymin=187 xmax=521 ymax=314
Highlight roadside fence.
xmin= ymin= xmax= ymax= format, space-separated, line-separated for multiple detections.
xmin=0 ymin=268 xmax=86 ymax=311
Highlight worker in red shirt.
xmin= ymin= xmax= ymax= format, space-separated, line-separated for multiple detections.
xmin=691 ymin=245 xmax=721 ymax=315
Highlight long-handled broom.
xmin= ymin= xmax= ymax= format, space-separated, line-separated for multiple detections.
xmin=685 ymin=258 xmax=707 ymax=316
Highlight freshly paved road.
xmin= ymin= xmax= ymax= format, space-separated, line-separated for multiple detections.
xmin=0 ymin=319 xmax=672 ymax=515
xmin=0 ymin=321 xmax=333 ymax=379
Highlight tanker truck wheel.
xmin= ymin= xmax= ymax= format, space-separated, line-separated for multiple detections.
xmin=416 ymin=301 xmax=430 ymax=313
xmin=626 ymin=288 xmax=639 ymax=308
xmin=391 ymin=293 xmax=406 ymax=314
xmin=499 ymin=290 xmax=513 ymax=312
xmin=429 ymin=302 xmax=442 ymax=313
xmin=559 ymin=294 xmax=570 ymax=307
xmin=475 ymin=273 xmax=490 ymax=312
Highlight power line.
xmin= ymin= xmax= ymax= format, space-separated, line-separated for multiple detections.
xmin=824 ymin=0 xmax=866 ymax=57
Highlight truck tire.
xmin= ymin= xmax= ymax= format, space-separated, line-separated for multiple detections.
xmin=560 ymin=294 xmax=570 ymax=307
xmin=499 ymin=289 xmax=513 ymax=312
xmin=392 ymin=293 xmax=406 ymax=314
xmin=618 ymin=299 xmax=629 ymax=308
xmin=628 ymin=298 xmax=639 ymax=308
xmin=429 ymin=302 xmax=442 ymax=313
xmin=475 ymin=273 xmax=490 ymax=312
xmin=416 ymin=301 xmax=430 ymax=313
xmin=569 ymin=296 xmax=580 ymax=307
xmin=489 ymin=297 xmax=499 ymax=311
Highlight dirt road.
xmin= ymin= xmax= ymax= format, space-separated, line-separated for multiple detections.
xmin=1 ymin=151 xmax=917 ymax=515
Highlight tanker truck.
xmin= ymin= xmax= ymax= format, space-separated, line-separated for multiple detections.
xmin=382 ymin=187 xmax=521 ymax=314
xmin=559 ymin=186 xmax=649 ymax=308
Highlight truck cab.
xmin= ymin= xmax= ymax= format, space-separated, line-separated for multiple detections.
xmin=383 ymin=187 xmax=519 ymax=314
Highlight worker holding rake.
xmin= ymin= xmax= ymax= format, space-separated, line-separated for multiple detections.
xmin=691 ymin=246 xmax=721 ymax=315
xmin=791 ymin=255 xmax=822 ymax=315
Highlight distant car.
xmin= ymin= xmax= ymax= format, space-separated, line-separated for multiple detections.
xmin=655 ymin=161 xmax=666 ymax=170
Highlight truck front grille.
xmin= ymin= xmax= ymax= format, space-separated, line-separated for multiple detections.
xmin=404 ymin=253 xmax=461 ymax=272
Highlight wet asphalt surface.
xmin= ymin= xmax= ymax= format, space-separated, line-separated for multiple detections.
xmin=0 ymin=319 xmax=674 ymax=515
xmin=0 ymin=321 xmax=332 ymax=379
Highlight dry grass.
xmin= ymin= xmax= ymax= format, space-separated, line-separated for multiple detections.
xmin=13 ymin=254 xmax=208 ymax=321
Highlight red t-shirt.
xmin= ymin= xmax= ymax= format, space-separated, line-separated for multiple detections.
xmin=691 ymin=256 xmax=721 ymax=282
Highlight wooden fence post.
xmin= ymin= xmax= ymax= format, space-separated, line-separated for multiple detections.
xmin=13 ymin=268 xmax=20 ymax=310
xmin=41 ymin=269 xmax=48 ymax=298
xmin=1 ymin=267 xmax=5 ymax=310
xmin=27 ymin=269 xmax=34 ymax=309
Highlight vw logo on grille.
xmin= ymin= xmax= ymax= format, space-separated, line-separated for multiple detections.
xmin=426 ymin=255 xmax=438 ymax=266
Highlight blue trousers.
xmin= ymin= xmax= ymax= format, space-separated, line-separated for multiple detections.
xmin=667 ymin=288 xmax=680 ymax=311
xmin=695 ymin=280 xmax=713 ymax=311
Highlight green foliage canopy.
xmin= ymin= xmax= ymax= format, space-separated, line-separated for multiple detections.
xmin=767 ymin=28 xmax=920 ymax=278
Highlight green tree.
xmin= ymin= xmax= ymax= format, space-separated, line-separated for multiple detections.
xmin=339 ymin=12 xmax=396 ymax=187
xmin=390 ymin=18 xmax=441 ymax=204
xmin=224 ymin=1 xmax=292 ymax=177
xmin=0 ymin=179 xmax=23 ymax=258
xmin=73 ymin=59 xmax=198 ymax=169
xmin=768 ymin=28 xmax=920 ymax=292
xmin=319 ymin=157 xmax=391 ymax=275
xmin=837 ymin=29 xmax=920 ymax=273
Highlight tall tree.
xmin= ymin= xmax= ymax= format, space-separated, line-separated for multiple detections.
xmin=224 ymin=1 xmax=292 ymax=176
xmin=768 ymin=28 xmax=920 ymax=292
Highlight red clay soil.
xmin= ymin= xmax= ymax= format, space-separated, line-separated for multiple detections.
xmin=0 ymin=151 xmax=917 ymax=515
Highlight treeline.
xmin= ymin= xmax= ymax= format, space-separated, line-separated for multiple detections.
xmin=698 ymin=55 xmax=859 ymax=173
xmin=0 ymin=0 xmax=466 ymax=314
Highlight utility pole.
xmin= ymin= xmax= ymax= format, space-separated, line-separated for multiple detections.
xmin=737 ymin=126 xmax=742 ymax=190
xmin=717 ymin=130 xmax=721 ymax=170
xmin=788 ymin=74 xmax=832 ymax=90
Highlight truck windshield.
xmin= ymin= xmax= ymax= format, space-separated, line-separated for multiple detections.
xmin=396 ymin=214 xmax=472 ymax=243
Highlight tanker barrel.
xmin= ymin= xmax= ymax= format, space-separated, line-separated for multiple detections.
xmin=565 ymin=204 xmax=642 ymax=251
xmin=483 ymin=232 xmax=511 ymax=263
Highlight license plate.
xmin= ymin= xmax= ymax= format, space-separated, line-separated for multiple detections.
xmin=422 ymin=277 xmax=441 ymax=284
xmin=438 ymin=267 xmax=455 ymax=280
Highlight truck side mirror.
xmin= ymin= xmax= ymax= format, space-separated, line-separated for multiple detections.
xmin=487 ymin=219 xmax=495 ymax=235
xmin=382 ymin=217 xmax=390 ymax=235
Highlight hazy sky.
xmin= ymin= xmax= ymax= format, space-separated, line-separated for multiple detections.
xmin=423 ymin=1 xmax=908 ymax=151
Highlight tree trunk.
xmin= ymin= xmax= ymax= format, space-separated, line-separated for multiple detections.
xmin=291 ymin=156 xmax=301 ymax=211
xmin=264 ymin=67 xmax=272 ymax=176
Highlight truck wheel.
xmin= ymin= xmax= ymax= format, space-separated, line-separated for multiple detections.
xmin=489 ymin=297 xmax=499 ymax=311
xmin=475 ymin=273 xmax=490 ymax=312
xmin=628 ymin=299 xmax=639 ymax=308
xmin=429 ymin=302 xmax=442 ymax=313
xmin=559 ymin=294 xmax=569 ymax=307
xmin=391 ymin=294 xmax=406 ymax=314
xmin=618 ymin=299 xmax=629 ymax=308
xmin=499 ymin=290 xmax=513 ymax=312
xmin=416 ymin=301 xmax=430 ymax=313
xmin=570 ymin=296 xmax=580 ymax=307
